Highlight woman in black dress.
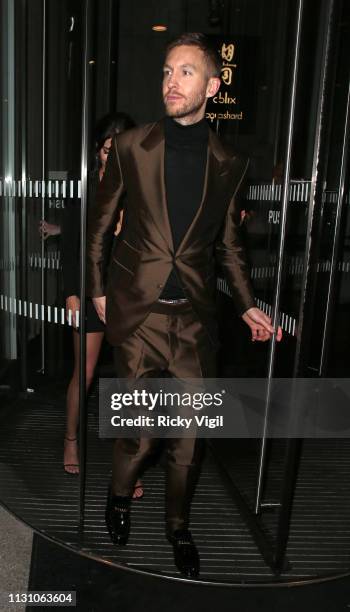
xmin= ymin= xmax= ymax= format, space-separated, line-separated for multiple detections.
xmin=61 ymin=113 xmax=143 ymax=498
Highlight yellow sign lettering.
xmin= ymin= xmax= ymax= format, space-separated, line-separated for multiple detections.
xmin=221 ymin=43 xmax=235 ymax=62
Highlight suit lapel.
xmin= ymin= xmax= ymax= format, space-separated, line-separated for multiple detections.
xmin=138 ymin=122 xmax=230 ymax=255
xmin=139 ymin=121 xmax=174 ymax=252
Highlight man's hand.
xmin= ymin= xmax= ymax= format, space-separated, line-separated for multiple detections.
xmin=242 ymin=307 xmax=283 ymax=342
xmin=66 ymin=295 xmax=80 ymax=329
xmin=92 ymin=296 xmax=106 ymax=324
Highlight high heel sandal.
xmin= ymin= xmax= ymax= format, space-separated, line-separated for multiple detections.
xmin=63 ymin=436 xmax=79 ymax=475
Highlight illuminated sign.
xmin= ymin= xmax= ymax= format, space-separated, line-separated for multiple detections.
xmin=206 ymin=36 xmax=259 ymax=133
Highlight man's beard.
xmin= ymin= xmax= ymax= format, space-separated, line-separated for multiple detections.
xmin=164 ymin=92 xmax=206 ymax=119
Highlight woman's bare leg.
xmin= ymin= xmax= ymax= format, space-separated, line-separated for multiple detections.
xmin=64 ymin=330 xmax=144 ymax=494
xmin=64 ymin=331 xmax=104 ymax=473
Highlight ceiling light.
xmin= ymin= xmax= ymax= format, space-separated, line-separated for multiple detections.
xmin=152 ymin=25 xmax=167 ymax=32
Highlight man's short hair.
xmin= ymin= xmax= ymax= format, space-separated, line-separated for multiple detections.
xmin=165 ymin=32 xmax=222 ymax=78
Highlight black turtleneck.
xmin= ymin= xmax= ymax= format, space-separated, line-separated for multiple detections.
xmin=160 ymin=116 xmax=209 ymax=299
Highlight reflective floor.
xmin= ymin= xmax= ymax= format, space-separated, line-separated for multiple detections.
xmin=1 ymin=376 xmax=350 ymax=584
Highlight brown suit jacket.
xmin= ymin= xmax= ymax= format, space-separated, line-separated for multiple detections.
xmin=86 ymin=119 xmax=255 ymax=346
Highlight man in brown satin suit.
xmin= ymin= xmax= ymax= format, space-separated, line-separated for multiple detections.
xmin=87 ymin=32 xmax=281 ymax=578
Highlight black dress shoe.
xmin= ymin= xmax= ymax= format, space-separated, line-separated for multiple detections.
xmin=167 ymin=529 xmax=200 ymax=578
xmin=105 ymin=488 xmax=131 ymax=545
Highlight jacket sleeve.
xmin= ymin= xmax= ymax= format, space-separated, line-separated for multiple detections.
xmin=86 ymin=136 xmax=125 ymax=297
xmin=215 ymin=158 xmax=255 ymax=316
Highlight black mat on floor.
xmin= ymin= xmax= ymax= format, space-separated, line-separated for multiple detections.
xmin=27 ymin=534 xmax=350 ymax=612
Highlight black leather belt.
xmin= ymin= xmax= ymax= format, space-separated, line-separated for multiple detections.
xmin=152 ymin=298 xmax=191 ymax=314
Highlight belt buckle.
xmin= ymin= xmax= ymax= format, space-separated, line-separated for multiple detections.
xmin=158 ymin=298 xmax=188 ymax=305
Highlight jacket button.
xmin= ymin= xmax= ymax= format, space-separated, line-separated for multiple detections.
xmin=157 ymin=283 xmax=163 ymax=288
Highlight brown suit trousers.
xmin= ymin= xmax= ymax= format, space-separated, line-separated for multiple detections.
xmin=112 ymin=301 xmax=216 ymax=534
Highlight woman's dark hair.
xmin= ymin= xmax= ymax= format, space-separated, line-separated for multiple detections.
xmin=93 ymin=112 xmax=135 ymax=169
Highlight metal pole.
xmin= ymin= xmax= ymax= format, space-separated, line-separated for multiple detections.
xmin=318 ymin=72 xmax=350 ymax=375
xmin=20 ymin=0 xmax=28 ymax=391
xmin=293 ymin=0 xmax=337 ymax=378
xmin=40 ymin=0 xmax=46 ymax=374
xmin=78 ymin=0 xmax=92 ymax=530
xmin=2 ymin=0 xmax=17 ymax=362
xmin=274 ymin=0 xmax=336 ymax=572
xmin=254 ymin=0 xmax=304 ymax=515
xmin=272 ymin=1 xmax=289 ymax=168
xmin=273 ymin=438 xmax=302 ymax=572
